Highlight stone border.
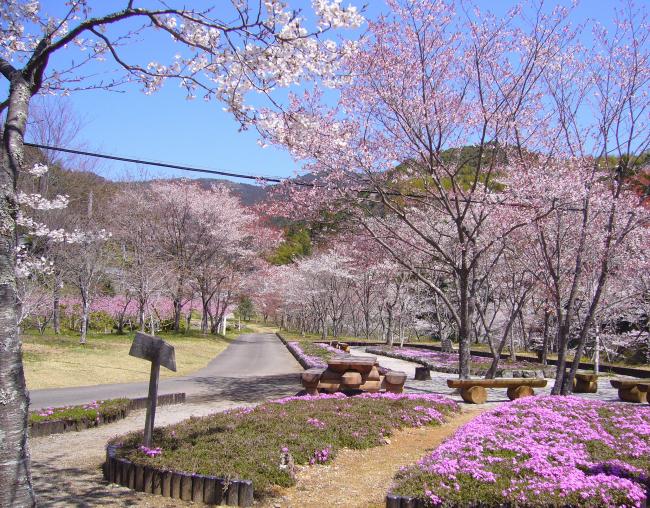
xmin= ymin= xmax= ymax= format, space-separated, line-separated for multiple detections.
xmin=30 ymin=393 xmax=186 ymax=438
xmin=277 ymin=332 xmax=316 ymax=370
xmin=366 ymin=347 xmax=556 ymax=379
xmin=103 ymin=445 xmax=253 ymax=506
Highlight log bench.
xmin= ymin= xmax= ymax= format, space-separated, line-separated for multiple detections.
xmin=447 ymin=378 xmax=548 ymax=404
xmin=301 ymin=356 xmax=406 ymax=395
xmin=329 ymin=340 xmax=350 ymax=353
xmin=573 ymin=372 xmax=598 ymax=393
xmin=610 ymin=379 xmax=650 ymax=403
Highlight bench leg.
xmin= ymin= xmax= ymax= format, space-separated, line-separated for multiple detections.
xmin=618 ymin=387 xmax=647 ymax=403
xmin=460 ymin=386 xmax=487 ymax=404
xmin=384 ymin=382 xmax=404 ymax=394
xmin=573 ymin=379 xmax=598 ymax=394
xmin=506 ymin=386 xmax=534 ymax=400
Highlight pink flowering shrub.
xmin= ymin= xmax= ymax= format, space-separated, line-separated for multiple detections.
xmin=287 ymin=341 xmax=328 ymax=368
xmin=287 ymin=340 xmax=349 ymax=369
xmin=111 ymin=392 xmax=460 ymax=494
xmin=391 ymin=396 xmax=650 ymax=507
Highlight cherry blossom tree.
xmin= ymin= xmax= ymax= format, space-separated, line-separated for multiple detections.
xmin=260 ymin=0 xmax=649 ymax=392
xmin=260 ymin=0 xmax=584 ymax=379
xmin=0 ymin=1 xmax=364 ymax=503
xmin=110 ymin=187 xmax=167 ymax=331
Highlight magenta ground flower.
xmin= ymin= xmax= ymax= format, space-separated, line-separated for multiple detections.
xmin=391 ymin=396 xmax=650 ymax=507
xmin=139 ymin=445 xmax=162 ymax=458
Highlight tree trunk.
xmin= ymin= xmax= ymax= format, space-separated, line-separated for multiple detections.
xmin=52 ymin=271 xmax=62 ymax=334
xmin=540 ymin=310 xmax=550 ymax=366
xmin=173 ymin=296 xmax=182 ymax=332
xmin=509 ymin=327 xmax=516 ymax=362
xmin=201 ymin=300 xmax=209 ymax=334
xmin=0 ymin=75 xmax=37 ymax=506
xmin=551 ymin=323 xmax=570 ymax=395
xmin=80 ymin=293 xmax=90 ymax=344
xmin=457 ymin=271 xmax=471 ymax=379
xmin=138 ymin=301 xmax=146 ymax=333
xmin=593 ymin=322 xmax=600 ymax=376
xmin=386 ymin=307 xmax=393 ymax=347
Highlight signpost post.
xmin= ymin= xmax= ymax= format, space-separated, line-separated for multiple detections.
xmin=129 ymin=332 xmax=177 ymax=447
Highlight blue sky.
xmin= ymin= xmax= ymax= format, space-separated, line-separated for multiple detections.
xmin=6 ymin=1 xmax=625 ymax=184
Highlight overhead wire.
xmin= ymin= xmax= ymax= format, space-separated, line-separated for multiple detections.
xmin=24 ymin=142 xmax=584 ymax=211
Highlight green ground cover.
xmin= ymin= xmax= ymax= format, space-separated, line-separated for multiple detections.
xmin=110 ymin=392 xmax=460 ymax=496
xmin=30 ymin=398 xmax=130 ymax=424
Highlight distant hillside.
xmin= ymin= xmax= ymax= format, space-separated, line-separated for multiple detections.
xmin=132 ymin=177 xmax=271 ymax=205
xmin=191 ymin=178 xmax=269 ymax=205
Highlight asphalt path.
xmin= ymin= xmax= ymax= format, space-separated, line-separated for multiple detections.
xmin=29 ymin=332 xmax=303 ymax=409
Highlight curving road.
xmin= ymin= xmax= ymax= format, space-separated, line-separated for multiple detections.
xmin=29 ymin=332 xmax=303 ymax=409
xmin=29 ymin=333 xmax=304 ymax=507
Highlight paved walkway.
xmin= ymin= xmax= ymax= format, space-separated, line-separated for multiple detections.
xmin=350 ymin=346 xmax=626 ymax=407
xmin=30 ymin=333 xmax=303 ymax=506
xmin=30 ymin=332 xmax=303 ymax=409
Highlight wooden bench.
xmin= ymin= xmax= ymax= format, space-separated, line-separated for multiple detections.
xmin=301 ymin=356 xmax=407 ymax=395
xmin=329 ymin=340 xmax=350 ymax=353
xmin=447 ymin=378 xmax=548 ymax=404
xmin=610 ymin=379 xmax=650 ymax=403
xmin=573 ymin=372 xmax=598 ymax=393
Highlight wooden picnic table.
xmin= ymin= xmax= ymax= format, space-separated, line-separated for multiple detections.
xmin=301 ymin=356 xmax=406 ymax=395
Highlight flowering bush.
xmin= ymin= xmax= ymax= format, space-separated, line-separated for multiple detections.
xmin=287 ymin=340 xmax=348 ymax=368
xmin=391 ymin=396 xmax=650 ymax=507
xmin=111 ymin=392 xmax=459 ymax=494
xmin=286 ymin=340 xmax=327 ymax=368
xmin=139 ymin=445 xmax=163 ymax=458
xmin=367 ymin=346 xmax=544 ymax=376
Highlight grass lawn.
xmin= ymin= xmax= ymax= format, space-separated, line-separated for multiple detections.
xmin=22 ymin=328 xmax=250 ymax=390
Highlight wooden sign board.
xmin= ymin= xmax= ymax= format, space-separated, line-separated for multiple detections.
xmin=129 ymin=332 xmax=176 ymax=372
xmin=128 ymin=332 xmax=177 ymax=446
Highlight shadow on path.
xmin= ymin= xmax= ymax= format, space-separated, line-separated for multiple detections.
xmin=187 ymin=373 xmax=302 ymax=403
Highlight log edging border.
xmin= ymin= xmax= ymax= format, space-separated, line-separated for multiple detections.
xmin=103 ymin=444 xmax=253 ymax=506
xmin=29 ymin=392 xmax=186 ymax=438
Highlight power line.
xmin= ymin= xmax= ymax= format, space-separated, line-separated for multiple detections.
xmin=24 ymin=142 xmax=314 ymax=186
xmin=25 ymin=142 xmax=583 ymax=211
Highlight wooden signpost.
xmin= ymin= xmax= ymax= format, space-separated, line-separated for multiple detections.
xmin=129 ymin=332 xmax=177 ymax=447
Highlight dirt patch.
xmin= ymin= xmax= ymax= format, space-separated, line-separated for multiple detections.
xmin=261 ymin=408 xmax=485 ymax=508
